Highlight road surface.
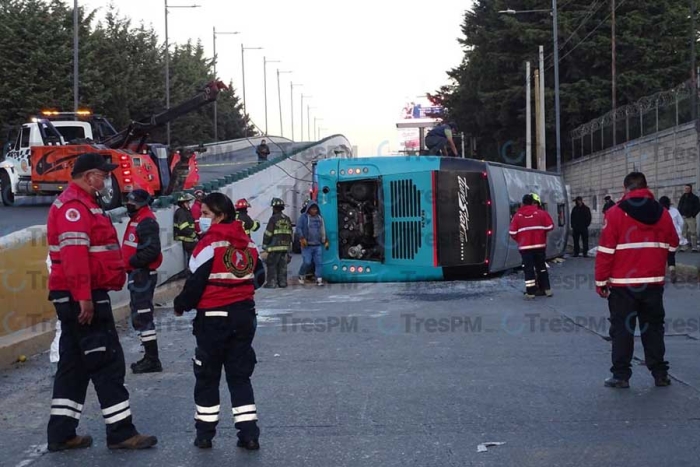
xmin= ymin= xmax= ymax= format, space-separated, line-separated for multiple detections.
xmin=2 ymin=257 xmax=700 ymax=466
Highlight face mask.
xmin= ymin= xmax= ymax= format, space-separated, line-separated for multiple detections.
xmin=126 ymin=204 xmax=139 ymax=216
xmin=90 ymin=173 xmax=112 ymax=198
xmin=199 ymin=217 xmax=213 ymax=233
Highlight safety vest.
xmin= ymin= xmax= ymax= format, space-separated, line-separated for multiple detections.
xmin=47 ymin=183 xmax=126 ymax=301
xmin=121 ymin=207 xmax=164 ymax=272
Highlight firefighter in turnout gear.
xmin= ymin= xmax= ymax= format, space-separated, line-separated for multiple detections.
xmin=509 ymin=193 xmax=555 ymax=299
xmin=46 ymin=153 xmax=157 ymax=452
xmin=192 ymin=189 xmax=205 ymax=235
xmin=262 ymin=198 xmax=293 ymax=288
xmin=174 ymin=193 xmax=198 ymax=265
xmin=173 ymin=193 xmax=265 ymax=450
xmin=235 ymin=198 xmax=261 ymax=237
xmin=122 ymin=189 xmax=164 ymax=374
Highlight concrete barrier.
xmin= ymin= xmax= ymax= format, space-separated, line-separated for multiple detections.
xmin=0 ymin=135 xmax=353 ymax=368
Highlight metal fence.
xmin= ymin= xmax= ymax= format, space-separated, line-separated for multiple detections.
xmin=569 ymin=80 xmax=698 ymax=160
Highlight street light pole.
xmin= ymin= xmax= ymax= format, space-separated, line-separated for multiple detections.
xmin=291 ymin=82 xmax=302 ymax=141
xmin=307 ymin=105 xmax=315 ymax=141
xmin=277 ymin=69 xmax=292 ymax=137
xmin=212 ymin=27 xmax=239 ymax=142
xmin=301 ymin=94 xmax=311 ymax=141
xmin=241 ymin=44 xmax=263 ymax=116
xmin=263 ymin=57 xmax=280 ymax=135
xmin=314 ymin=117 xmax=323 ymax=141
xmin=73 ymin=0 xmax=79 ymax=112
xmin=552 ymin=0 xmax=562 ymax=173
xmin=164 ymin=1 xmax=201 ymax=147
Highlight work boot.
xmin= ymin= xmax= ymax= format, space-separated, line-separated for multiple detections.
xmin=604 ymin=377 xmax=630 ymax=388
xmin=654 ymin=374 xmax=671 ymax=387
xmin=316 ymin=277 xmax=324 ymax=286
xmin=545 ymin=289 xmax=553 ymax=297
xmin=237 ymin=439 xmax=260 ymax=450
xmin=523 ymin=293 xmax=536 ymax=300
xmin=194 ymin=438 xmax=213 ymax=449
xmin=264 ymin=281 xmax=277 ymax=289
xmin=131 ymin=356 xmax=162 ymax=374
xmin=48 ymin=435 xmax=93 ymax=452
xmin=108 ymin=434 xmax=158 ymax=450
xmin=670 ymin=266 xmax=677 ymax=284
xmin=298 ymin=276 xmax=305 ymax=285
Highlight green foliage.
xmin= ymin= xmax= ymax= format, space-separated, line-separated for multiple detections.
xmin=0 ymin=0 xmax=254 ymax=148
xmin=436 ymin=0 xmax=695 ymax=166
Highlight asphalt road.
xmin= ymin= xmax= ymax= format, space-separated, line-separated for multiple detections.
xmin=0 ymin=141 xmax=305 ymax=236
xmin=2 ymin=257 xmax=700 ymax=466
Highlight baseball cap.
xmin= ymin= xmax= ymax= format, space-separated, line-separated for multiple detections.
xmin=126 ymin=189 xmax=152 ymax=207
xmin=72 ymin=153 xmax=118 ymax=177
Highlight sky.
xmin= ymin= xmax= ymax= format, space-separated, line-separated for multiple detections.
xmin=80 ymin=0 xmax=470 ymax=156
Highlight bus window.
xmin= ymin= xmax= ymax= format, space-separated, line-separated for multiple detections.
xmin=557 ymin=203 xmax=566 ymax=227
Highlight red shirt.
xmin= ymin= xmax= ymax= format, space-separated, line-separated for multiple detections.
xmin=509 ymin=205 xmax=554 ymax=251
xmin=191 ymin=200 xmax=202 ymax=234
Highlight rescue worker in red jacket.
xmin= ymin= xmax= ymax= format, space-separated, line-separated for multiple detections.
xmin=509 ymin=193 xmax=554 ymax=299
xmin=46 ymin=153 xmax=157 ymax=452
xmin=173 ymin=193 xmax=265 ymax=451
xmin=595 ymin=172 xmax=679 ymax=389
xmin=122 ymin=189 xmax=164 ymax=374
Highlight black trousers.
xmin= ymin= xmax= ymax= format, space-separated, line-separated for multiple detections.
xmin=192 ymin=300 xmax=260 ymax=442
xmin=128 ymin=269 xmax=158 ymax=356
xmin=667 ymin=251 xmax=676 ymax=267
xmin=47 ymin=290 xmax=137 ymax=445
xmin=521 ymin=248 xmax=550 ymax=295
xmin=608 ymin=286 xmax=669 ymax=380
xmin=572 ymin=228 xmax=589 ymax=256
xmin=265 ymin=251 xmax=288 ymax=287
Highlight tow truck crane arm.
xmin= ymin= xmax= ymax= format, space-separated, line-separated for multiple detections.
xmin=102 ymin=80 xmax=228 ymax=151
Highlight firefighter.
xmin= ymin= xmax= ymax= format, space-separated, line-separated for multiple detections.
xmin=46 ymin=153 xmax=157 ymax=452
xmin=173 ymin=193 xmax=265 ymax=450
xmin=509 ymin=193 xmax=554 ymax=299
xmin=235 ymin=198 xmax=261 ymax=237
xmin=174 ymin=193 xmax=198 ymax=266
xmin=595 ymin=172 xmax=679 ymax=388
xmin=261 ymin=198 xmax=293 ymax=288
xmin=192 ymin=189 xmax=205 ymax=235
xmin=122 ymin=189 xmax=164 ymax=374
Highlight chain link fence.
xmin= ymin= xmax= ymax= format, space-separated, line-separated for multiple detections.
xmin=570 ymin=80 xmax=698 ymax=160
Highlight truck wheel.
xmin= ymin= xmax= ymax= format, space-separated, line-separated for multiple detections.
xmin=0 ymin=171 xmax=15 ymax=206
xmin=99 ymin=174 xmax=121 ymax=211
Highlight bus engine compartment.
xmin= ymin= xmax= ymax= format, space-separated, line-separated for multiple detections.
xmin=337 ymin=180 xmax=384 ymax=261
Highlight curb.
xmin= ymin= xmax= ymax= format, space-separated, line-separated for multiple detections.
xmin=0 ymin=280 xmax=185 ymax=371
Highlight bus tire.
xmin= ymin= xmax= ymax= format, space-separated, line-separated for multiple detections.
xmin=0 ymin=171 xmax=15 ymax=206
xmin=99 ymin=174 xmax=121 ymax=211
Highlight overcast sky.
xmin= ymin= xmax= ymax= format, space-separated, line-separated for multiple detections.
xmin=80 ymin=0 xmax=469 ymax=155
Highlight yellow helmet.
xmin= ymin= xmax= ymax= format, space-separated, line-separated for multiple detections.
xmin=531 ymin=193 xmax=541 ymax=205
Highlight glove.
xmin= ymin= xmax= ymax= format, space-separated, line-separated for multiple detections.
xmin=287 ymin=254 xmax=292 ymax=264
xmin=324 ymin=240 xmax=330 ymax=250
xmin=596 ymin=286 xmax=610 ymax=299
xmin=300 ymin=238 xmax=308 ymax=248
xmin=260 ymin=251 xmax=269 ymax=261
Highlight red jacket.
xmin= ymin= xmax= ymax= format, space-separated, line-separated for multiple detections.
xmin=509 ymin=205 xmax=554 ymax=251
xmin=191 ymin=200 xmax=202 ymax=235
xmin=190 ymin=221 xmax=258 ymax=309
xmin=595 ymin=188 xmax=679 ymax=288
xmin=47 ymin=183 xmax=126 ymax=301
xmin=121 ymin=207 xmax=163 ymax=272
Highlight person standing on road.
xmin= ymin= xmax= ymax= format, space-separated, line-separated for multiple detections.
xmin=295 ymin=200 xmax=329 ymax=286
xmin=256 ymin=140 xmax=271 ymax=164
xmin=46 ymin=153 xmax=157 ymax=452
xmin=509 ymin=194 xmax=554 ymax=299
xmin=602 ymin=195 xmax=615 ymax=215
xmin=659 ymin=196 xmax=685 ymax=284
xmin=595 ymin=172 xmax=679 ymax=389
xmin=122 ymin=189 xmax=164 ymax=374
xmin=235 ymin=198 xmax=261 ymax=237
xmin=174 ymin=193 xmax=198 ymax=266
xmin=173 ymin=192 xmax=265 ymax=450
xmin=570 ymin=196 xmax=592 ymax=257
xmin=261 ymin=198 xmax=293 ymax=288
xmin=192 ymin=189 xmax=205 ymax=235
xmin=677 ymin=184 xmax=700 ymax=252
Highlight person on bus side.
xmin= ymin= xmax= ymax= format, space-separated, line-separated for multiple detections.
xmin=509 ymin=194 xmax=555 ymax=299
xmin=425 ymin=121 xmax=459 ymax=157
xmin=295 ymin=200 xmax=329 ymax=286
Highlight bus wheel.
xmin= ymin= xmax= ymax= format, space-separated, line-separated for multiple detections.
xmin=0 ymin=171 xmax=15 ymax=206
xmin=99 ymin=174 xmax=121 ymax=211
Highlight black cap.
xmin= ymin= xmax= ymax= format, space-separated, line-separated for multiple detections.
xmin=72 ymin=153 xmax=118 ymax=177
xmin=604 ymin=195 xmax=611 ymax=200
xmin=575 ymin=196 xmax=583 ymax=202
xmin=126 ymin=189 xmax=152 ymax=207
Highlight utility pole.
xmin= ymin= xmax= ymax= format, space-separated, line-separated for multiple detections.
xmin=535 ymin=68 xmax=542 ymax=170
xmin=263 ymin=57 xmax=280 ymax=135
xmin=73 ymin=0 xmax=79 ymax=112
xmin=212 ymin=27 xmax=239 ymax=142
xmin=539 ymin=46 xmax=546 ymax=170
xmin=277 ymin=69 xmax=292 ymax=137
xmin=526 ymin=61 xmax=532 ymax=168
xmin=612 ymin=0 xmax=617 ymax=145
xmin=692 ymin=0 xmax=697 ymax=121
xmin=552 ymin=0 xmax=562 ymax=173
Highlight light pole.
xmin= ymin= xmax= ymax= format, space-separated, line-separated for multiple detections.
xmin=318 ymin=127 xmax=327 ymax=140
xmin=290 ymin=82 xmax=302 ymax=141
xmin=301 ymin=94 xmax=312 ymax=141
xmin=499 ymin=3 xmax=561 ymax=173
xmin=73 ymin=0 xmax=79 ymax=112
xmin=241 ymin=44 xmax=263 ymax=116
xmin=277 ymin=70 xmax=292 ymax=137
xmin=212 ymin=27 xmax=239 ymax=142
xmin=314 ymin=117 xmax=323 ymax=141
xmin=263 ymin=57 xmax=280 ymax=135
xmin=307 ymin=106 xmax=316 ymax=141
xmin=164 ymin=0 xmax=201 ymax=147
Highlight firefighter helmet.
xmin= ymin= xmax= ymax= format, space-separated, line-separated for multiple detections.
xmin=194 ymin=189 xmax=205 ymax=200
xmin=271 ymin=197 xmax=285 ymax=208
xmin=235 ymin=198 xmax=251 ymax=210
xmin=531 ymin=193 xmax=541 ymax=205
xmin=176 ymin=193 xmax=195 ymax=204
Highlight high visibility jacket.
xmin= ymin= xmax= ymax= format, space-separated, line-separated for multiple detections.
xmin=262 ymin=212 xmax=293 ymax=252
xmin=191 ymin=200 xmax=202 ymax=234
xmin=47 ymin=183 xmax=126 ymax=301
xmin=595 ymin=188 xmax=679 ymax=288
xmin=121 ymin=207 xmax=163 ymax=272
xmin=174 ymin=207 xmax=197 ymax=243
xmin=236 ymin=210 xmax=260 ymax=236
xmin=179 ymin=222 xmax=260 ymax=309
xmin=509 ymin=205 xmax=554 ymax=251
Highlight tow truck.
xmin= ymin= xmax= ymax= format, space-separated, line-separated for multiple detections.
xmin=0 ymin=80 xmax=227 ymax=209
